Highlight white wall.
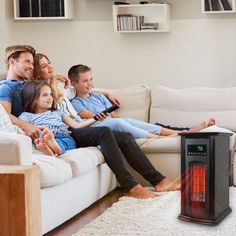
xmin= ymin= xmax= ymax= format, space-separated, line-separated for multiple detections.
xmin=1 ymin=0 xmax=236 ymax=88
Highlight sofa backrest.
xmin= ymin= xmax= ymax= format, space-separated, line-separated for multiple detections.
xmin=0 ymin=72 xmax=6 ymax=81
xmin=150 ymin=85 xmax=236 ymax=132
xmin=96 ymin=85 xmax=151 ymax=122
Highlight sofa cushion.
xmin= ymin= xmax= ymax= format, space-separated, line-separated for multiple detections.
xmin=32 ymin=154 xmax=72 ymax=188
xmin=60 ymin=147 xmax=105 ymax=177
xmin=0 ymin=72 xmax=6 ymax=81
xmin=109 ymin=85 xmax=151 ymax=122
xmin=0 ymin=104 xmax=24 ymax=134
xmin=0 ymin=132 xmax=33 ymax=165
xmin=136 ymin=136 xmax=181 ymax=153
xmin=66 ymin=84 xmax=151 ymax=122
xmin=150 ymin=85 xmax=236 ymax=132
xmin=137 ymin=125 xmax=236 ymax=154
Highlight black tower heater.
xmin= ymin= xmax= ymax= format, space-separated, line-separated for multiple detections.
xmin=178 ymin=132 xmax=232 ymax=225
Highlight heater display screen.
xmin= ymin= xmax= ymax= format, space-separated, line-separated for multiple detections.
xmin=187 ymin=144 xmax=207 ymax=156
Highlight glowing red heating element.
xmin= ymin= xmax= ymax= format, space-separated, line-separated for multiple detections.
xmin=178 ymin=132 xmax=232 ymax=225
xmin=190 ymin=163 xmax=206 ymax=203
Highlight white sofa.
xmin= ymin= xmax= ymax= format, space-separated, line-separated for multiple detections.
xmin=1 ymin=84 xmax=236 ymax=235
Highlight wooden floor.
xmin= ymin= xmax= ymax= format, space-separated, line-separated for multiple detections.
xmin=44 ymin=188 xmax=124 ymax=236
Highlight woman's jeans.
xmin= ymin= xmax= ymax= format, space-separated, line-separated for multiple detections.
xmin=70 ymin=126 xmax=165 ymax=191
xmin=93 ymin=117 xmax=162 ymax=138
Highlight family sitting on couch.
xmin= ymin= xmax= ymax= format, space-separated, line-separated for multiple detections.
xmin=0 ymin=45 xmax=215 ymax=199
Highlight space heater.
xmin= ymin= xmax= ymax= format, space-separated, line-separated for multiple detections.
xmin=178 ymin=132 xmax=232 ymax=225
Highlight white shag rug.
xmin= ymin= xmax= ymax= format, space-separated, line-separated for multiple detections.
xmin=73 ymin=188 xmax=236 ymax=236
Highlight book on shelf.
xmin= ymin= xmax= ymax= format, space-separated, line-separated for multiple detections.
xmin=41 ymin=0 xmax=64 ymax=17
xmin=204 ymin=0 xmax=211 ymax=11
xmin=219 ymin=0 xmax=232 ymax=10
xmin=19 ymin=0 xmax=30 ymax=17
xmin=19 ymin=0 xmax=65 ymax=18
xmin=210 ymin=0 xmax=219 ymax=11
xmin=31 ymin=0 xmax=40 ymax=17
xmin=117 ymin=14 xmax=144 ymax=31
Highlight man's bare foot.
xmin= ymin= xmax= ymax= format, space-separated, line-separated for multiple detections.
xmin=125 ymin=184 xmax=158 ymax=199
xmin=41 ymin=129 xmax=61 ymax=155
xmin=155 ymin=178 xmax=180 ymax=192
xmin=34 ymin=138 xmax=54 ymax=156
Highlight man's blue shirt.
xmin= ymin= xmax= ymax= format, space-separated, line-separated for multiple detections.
xmin=0 ymin=80 xmax=25 ymax=117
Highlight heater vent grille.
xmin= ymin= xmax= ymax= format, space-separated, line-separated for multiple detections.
xmin=190 ymin=162 xmax=206 ymax=203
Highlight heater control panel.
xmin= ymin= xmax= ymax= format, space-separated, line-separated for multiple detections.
xmin=187 ymin=144 xmax=207 ymax=156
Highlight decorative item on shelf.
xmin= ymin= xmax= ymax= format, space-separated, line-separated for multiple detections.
xmin=140 ymin=22 xmax=158 ymax=30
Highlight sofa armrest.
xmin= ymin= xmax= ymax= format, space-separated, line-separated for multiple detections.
xmin=0 ymin=132 xmax=33 ymax=165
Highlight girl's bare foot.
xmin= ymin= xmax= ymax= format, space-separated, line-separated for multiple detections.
xmin=41 ymin=129 xmax=62 ymax=155
xmin=34 ymin=138 xmax=54 ymax=156
xmin=207 ymin=117 xmax=216 ymax=127
xmin=155 ymin=178 xmax=180 ymax=192
xmin=125 ymin=184 xmax=158 ymax=199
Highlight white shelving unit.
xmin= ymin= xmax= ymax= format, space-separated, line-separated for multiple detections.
xmin=13 ymin=0 xmax=74 ymax=20
xmin=113 ymin=3 xmax=171 ymax=33
xmin=201 ymin=0 xmax=236 ymax=13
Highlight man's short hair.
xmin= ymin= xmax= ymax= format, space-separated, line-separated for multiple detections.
xmin=68 ymin=64 xmax=91 ymax=82
xmin=5 ymin=45 xmax=36 ymax=69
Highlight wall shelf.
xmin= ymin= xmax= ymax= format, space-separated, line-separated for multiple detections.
xmin=201 ymin=0 xmax=236 ymax=13
xmin=113 ymin=3 xmax=171 ymax=33
xmin=13 ymin=0 xmax=74 ymax=20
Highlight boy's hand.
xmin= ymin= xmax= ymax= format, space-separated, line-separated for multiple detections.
xmin=94 ymin=112 xmax=108 ymax=121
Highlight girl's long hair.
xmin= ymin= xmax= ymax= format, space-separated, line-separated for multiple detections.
xmin=33 ymin=53 xmax=63 ymax=104
xmin=22 ymin=80 xmax=57 ymax=113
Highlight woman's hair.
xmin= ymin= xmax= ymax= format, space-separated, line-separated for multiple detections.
xmin=33 ymin=53 xmax=63 ymax=104
xmin=68 ymin=64 xmax=91 ymax=82
xmin=22 ymin=80 xmax=57 ymax=113
xmin=33 ymin=53 xmax=49 ymax=80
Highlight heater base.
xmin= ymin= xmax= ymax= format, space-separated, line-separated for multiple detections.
xmin=178 ymin=207 xmax=232 ymax=225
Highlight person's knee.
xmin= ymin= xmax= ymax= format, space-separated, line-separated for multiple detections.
xmin=117 ymin=132 xmax=134 ymax=144
xmin=112 ymin=119 xmax=128 ymax=131
xmin=99 ymin=126 xmax=113 ymax=135
xmin=122 ymin=132 xmax=133 ymax=139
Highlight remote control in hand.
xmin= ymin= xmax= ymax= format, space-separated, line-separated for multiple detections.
xmin=94 ymin=104 xmax=120 ymax=120
xmin=101 ymin=104 xmax=120 ymax=114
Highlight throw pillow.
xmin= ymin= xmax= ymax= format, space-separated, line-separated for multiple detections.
xmin=0 ymin=104 xmax=24 ymax=134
